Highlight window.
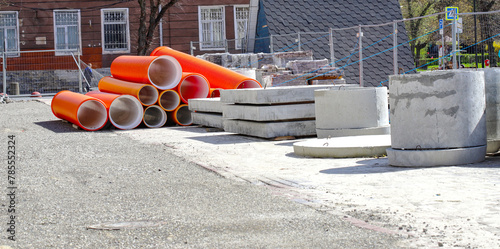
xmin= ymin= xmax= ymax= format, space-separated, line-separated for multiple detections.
xmin=54 ymin=10 xmax=81 ymax=55
xmin=0 ymin=12 xmax=19 ymax=56
xmin=101 ymin=8 xmax=130 ymax=53
xmin=199 ymin=6 xmax=225 ymax=50
xmin=234 ymin=6 xmax=249 ymax=50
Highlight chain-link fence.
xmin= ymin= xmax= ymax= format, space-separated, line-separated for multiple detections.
xmin=190 ymin=9 xmax=500 ymax=88
xmin=0 ymin=50 xmax=110 ymax=97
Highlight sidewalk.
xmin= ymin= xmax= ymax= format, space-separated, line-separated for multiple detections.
xmin=36 ymin=98 xmax=500 ymax=248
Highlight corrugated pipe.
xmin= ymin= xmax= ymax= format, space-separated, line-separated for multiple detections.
xmin=177 ymin=72 xmax=210 ymax=104
xmin=85 ymin=91 xmax=143 ymax=130
xmin=111 ymin=55 xmax=182 ymax=90
xmin=143 ymin=105 xmax=167 ymax=128
xmin=51 ymin=90 xmax=108 ymax=131
xmin=168 ymin=104 xmax=192 ymax=126
xmin=150 ymin=46 xmax=262 ymax=89
xmin=158 ymin=89 xmax=180 ymax=111
xmin=98 ymin=76 xmax=158 ymax=106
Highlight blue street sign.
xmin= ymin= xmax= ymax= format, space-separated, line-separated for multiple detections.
xmin=439 ymin=19 xmax=443 ymax=30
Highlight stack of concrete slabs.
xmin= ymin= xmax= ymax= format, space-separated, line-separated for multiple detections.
xmin=221 ymin=85 xmax=353 ymax=138
xmin=188 ymin=97 xmax=224 ymax=129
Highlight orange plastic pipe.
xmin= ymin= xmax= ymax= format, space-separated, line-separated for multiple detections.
xmin=51 ymin=90 xmax=108 ymax=131
xmin=167 ymin=104 xmax=192 ymax=126
xmin=177 ymin=72 xmax=210 ymax=104
xmin=110 ymin=55 xmax=182 ymax=90
xmin=158 ymin=89 xmax=180 ymax=111
xmin=143 ymin=105 xmax=167 ymax=128
xmin=85 ymin=91 xmax=144 ymax=130
xmin=151 ymin=46 xmax=262 ymax=89
xmin=98 ymin=76 xmax=158 ymax=106
xmin=209 ymin=88 xmax=223 ymax=98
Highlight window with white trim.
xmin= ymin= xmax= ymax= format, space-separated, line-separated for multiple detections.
xmin=0 ymin=11 xmax=19 ymax=56
xmin=234 ymin=6 xmax=249 ymax=50
xmin=101 ymin=8 xmax=130 ymax=53
xmin=54 ymin=10 xmax=81 ymax=55
xmin=199 ymin=6 xmax=225 ymax=50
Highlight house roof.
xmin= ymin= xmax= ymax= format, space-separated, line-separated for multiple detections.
xmin=259 ymin=0 xmax=414 ymax=87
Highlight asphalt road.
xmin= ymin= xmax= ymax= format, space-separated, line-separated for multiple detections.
xmin=0 ymin=100 xmax=404 ymax=248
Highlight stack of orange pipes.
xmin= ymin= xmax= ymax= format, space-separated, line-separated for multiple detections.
xmin=51 ymin=47 xmax=262 ymax=130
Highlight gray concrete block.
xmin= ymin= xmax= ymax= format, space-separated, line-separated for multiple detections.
xmin=188 ymin=98 xmax=223 ymax=113
xmin=222 ymin=103 xmax=315 ymax=121
xmin=390 ymin=70 xmax=486 ymax=149
xmin=221 ymin=85 xmax=356 ymax=104
xmin=314 ymin=87 xmax=389 ymax=131
xmin=223 ymin=119 xmax=316 ymax=138
xmin=481 ymin=68 xmax=500 ymax=142
xmin=191 ymin=112 xmax=224 ymax=129
xmin=388 ymin=70 xmax=486 ymax=166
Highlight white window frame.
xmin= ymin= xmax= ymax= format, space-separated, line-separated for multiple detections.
xmin=198 ymin=6 xmax=226 ymax=51
xmin=234 ymin=5 xmax=249 ymax=50
xmin=101 ymin=8 xmax=130 ymax=54
xmin=0 ymin=11 xmax=20 ymax=57
xmin=53 ymin=9 xmax=81 ymax=56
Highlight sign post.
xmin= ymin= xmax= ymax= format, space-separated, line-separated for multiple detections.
xmin=446 ymin=7 xmax=459 ymax=69
xmin=439 ymin=19 xmax=444 ymax=69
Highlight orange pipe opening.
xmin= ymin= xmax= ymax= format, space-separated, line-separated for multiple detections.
xmin=151 ymin=46 xmax=262 ymax=89
xmin=51 ymin=90 xmax=108 ymax=131
xmin=110 ymin=55 xmax=182 ymax=90
xmin=85 ymin=91 xmax=144 ymax=130
xmin=168 ymin=104 xmax=192 ymax=126
xmin=178 ymin=72 xmax=210 ymax=104
xmin=158 ymin=89 xmax=180 ymax=111
xmin=98 ymin=76 xmax=158 ymax=106
xmin=143 ymin=105 xmax=167 ymax=128
xmin=209 ymin=88 xmax=223 ymax=98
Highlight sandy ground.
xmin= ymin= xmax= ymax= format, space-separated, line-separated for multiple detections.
xmin=38 ymin=98 xmax=500 ymax=248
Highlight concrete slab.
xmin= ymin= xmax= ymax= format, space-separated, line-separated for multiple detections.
xmin=192 ymin=112 xmax=224 ymax=129
xmin=188 ymin=97 xmax=223 ymax=113
xmin=386 ymin=146 xmax=487 ymax=167
xmin=222 ymin=103 xmax=315 ymax=121
xmin=317 ymin=126 xmax=390 ymax=138
xmin=223 ymin=119 xmax=316 ymax=138
xmin=221 ymin=85 xmax=357 ymax=104
xmin=293 ymin=134 xmax=391 ymax=158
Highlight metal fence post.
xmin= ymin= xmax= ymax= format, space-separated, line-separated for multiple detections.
xmin=2 ymin=52 xmax=6 ymax=94
xmin=329 ymin=28 xmax=335 ymax=67
xmin=270 ymin=34 xmax=274 ymax=53
xmin=297 ymin=31 xmax=301 ymax=51
xmin=78 ymin=50 xmax=82 ymax=93
xmin=393 ymin=21 xmax=398 ymax=76
xmin=358 ymin=25 xmax=363 ymax=87
xmin=452 ymin=19 xmax=457 ymax=69
xmin=190 ymin=41 xmax=194 ymax=55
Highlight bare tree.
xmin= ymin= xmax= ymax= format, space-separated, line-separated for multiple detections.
xmin=137 ymin=0 xmax=181 ymax=55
